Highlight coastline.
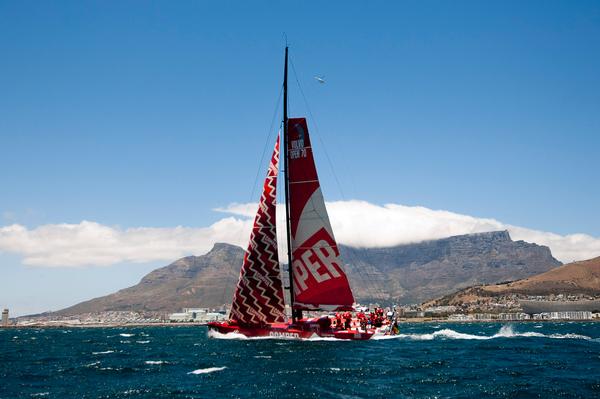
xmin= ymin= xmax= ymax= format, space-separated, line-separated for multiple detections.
xmin=3 ymin=318 xmax=598 ymax=329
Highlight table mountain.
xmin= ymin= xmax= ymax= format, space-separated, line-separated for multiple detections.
xmin=57 ymin=230 xmax=561 ymax=314
xmin=340 ymin=230 xmax=560 ymax=304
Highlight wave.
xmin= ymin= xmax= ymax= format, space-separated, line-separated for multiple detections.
xmin=188 ymin=366 xmax=227 ymax=375
xmin=84 ymin=361 xmax=100 ymax=367
xmin=207 ymin=325 xmax=593 ymax=342
xmin=136 ymin=340 xmax=150 ymax=344
xmin=119 ymin=333 xmax=134 ymax=337
xmin=548 ymin=333 xmax=591 ymax=340
xmin=145 ymin=360 xmax=167 ymax=365
xmin=92 ymin=350 xmax=114 ymax=355
xmin=207 ymin=330 xmax=250 ymax=340
xmin=379 ymin=325 xmax=593 ymax=341
xmin=207 ymin=329 xmax=358 ymax=342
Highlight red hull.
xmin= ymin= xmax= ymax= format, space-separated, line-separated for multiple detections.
xmin=207 ymin=318 xmax=374 ymax=341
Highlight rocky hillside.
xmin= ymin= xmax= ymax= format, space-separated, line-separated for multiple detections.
xmin=434 ymin=255 xmax=600 ymax=305
xmin=482 ymin=256 xmax=600 ymax=295
xmin=58 ymin=243 xmax=243 ymax=315
xmin=58 ymin=231 xmax=561 ymax=314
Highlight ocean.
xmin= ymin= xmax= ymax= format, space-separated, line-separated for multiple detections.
xmin=2 ymin=322 xmax=599 ymax=398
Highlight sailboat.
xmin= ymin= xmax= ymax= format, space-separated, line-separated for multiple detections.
xmin=208 ymin=47 xmax=374 ymax=340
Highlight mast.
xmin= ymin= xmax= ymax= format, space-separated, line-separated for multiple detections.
xmin=282 ymin=46 xmax=300 ymax=322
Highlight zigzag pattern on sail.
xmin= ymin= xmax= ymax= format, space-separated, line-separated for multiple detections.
xmin=229 ymin=136 xmax=286 ymax=325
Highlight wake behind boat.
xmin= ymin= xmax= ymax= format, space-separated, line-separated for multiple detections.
xmin=208 ymin=47 xmax=376 ymax=341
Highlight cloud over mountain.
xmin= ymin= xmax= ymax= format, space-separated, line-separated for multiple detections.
xmin=1 ymin=201 xmax=599 ymax=267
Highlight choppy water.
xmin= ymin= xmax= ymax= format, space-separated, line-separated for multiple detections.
xmin=2 ymin=322 xmax=600 ymax=398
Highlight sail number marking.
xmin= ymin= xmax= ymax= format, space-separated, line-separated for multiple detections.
xmin=290 ymin=138 xmax=307 ymax=159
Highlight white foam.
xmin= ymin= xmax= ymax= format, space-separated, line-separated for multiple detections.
xmin=305 ymin=334 xmax=351 ymax=342
xmin=92 ymin=350 xmax=114 ymax=355
xmin=145 ymin=360 xmax=167 ymax=365
xmin=207 ymin=329 xmax=313 ymax=341
xmin=207 ymin=330 xmax=249 ymax=340
xmin=188 ymin=366 xmax=227 ymax=375
xmin=372 ymin=333 xmax=410 ymax=340
xmin=84 ymin=361 xmax=100 ymax=367
xmin=253 ymin=355 xmax=272 ymax=359
xmin=382 ymin=325 xmax=593 ymax=341
xmin=119 ymin=333 xmax=135 ymax=337
xmin=549 ymin=333 xmax=591 ymax=340
xmin=122 ymin=389 xmax=142 ymax=395
xmin=136 ymin=340 xmax=150 ymax=344
xmin=31 ymin=393 xmax=50 ymax=397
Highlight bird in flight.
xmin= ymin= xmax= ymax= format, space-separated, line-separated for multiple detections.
xmin=314 ymin=76 xmax=326 ymax=84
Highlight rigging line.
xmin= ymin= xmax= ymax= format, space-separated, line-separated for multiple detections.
xmin=290 ymin=56 xmax=385 ymax=306
xmin=248 ymin=84 xmax=284 ymax=204
xmin=226 ymin=85 xmax=284 ymax=305
xmin=289 ymin=55 xmax=346 ymax=201
xmin=288 ymin=56 xmax=388 ymax=306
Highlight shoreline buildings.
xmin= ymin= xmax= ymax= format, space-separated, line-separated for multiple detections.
xmin=169 ymin=308 xmax=227 ymax=323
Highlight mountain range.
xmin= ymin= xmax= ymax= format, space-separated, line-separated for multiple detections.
xmin=58 ymin=230 xmax=561 ymax=315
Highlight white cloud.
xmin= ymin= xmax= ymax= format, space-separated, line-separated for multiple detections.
xmin=0 ymin=218 xmax=251 ymax=267
xmin=1 ymin=201 xmax=599 ymax=267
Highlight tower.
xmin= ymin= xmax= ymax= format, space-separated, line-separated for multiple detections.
xmin=1 ymin=309 xmax=8 ymax=327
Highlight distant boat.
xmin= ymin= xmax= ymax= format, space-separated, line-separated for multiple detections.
xmin=208 ymin=47 xmax=374 ymax=340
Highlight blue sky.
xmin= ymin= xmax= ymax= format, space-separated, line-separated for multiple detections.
xmin=1 ymin=1 xmax=600 ymax=316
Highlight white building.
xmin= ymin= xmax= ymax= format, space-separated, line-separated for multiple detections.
xmin=533 ymin=311 xmax=593 ymax=320
xmin=169 ymin=308 xmax=227 ymax=323
xmin=549 ymin=311 xmax=592 ymax=320
xmin=448 ymin=314 xmax=474 ymax=321
xmin=497 ymin=313 xmax=530 ymax=321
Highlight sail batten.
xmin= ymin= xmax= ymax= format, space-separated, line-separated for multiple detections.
xmin=286 ymin=118 xmax=355 ymax=311
xmin=229 ymin=136 xmax=286 ymax=325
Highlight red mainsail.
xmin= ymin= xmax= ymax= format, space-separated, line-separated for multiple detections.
xmin=287 ymin=118 xmax=355 ymax=311
xmin=229 ymin=136 xmax=286 ymax=325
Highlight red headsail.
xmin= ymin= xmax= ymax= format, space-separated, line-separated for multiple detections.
xmin=287 ymin=118 xmax=355 ymax=311
xmin=229 ymin=136 xmax=286 ymax=325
